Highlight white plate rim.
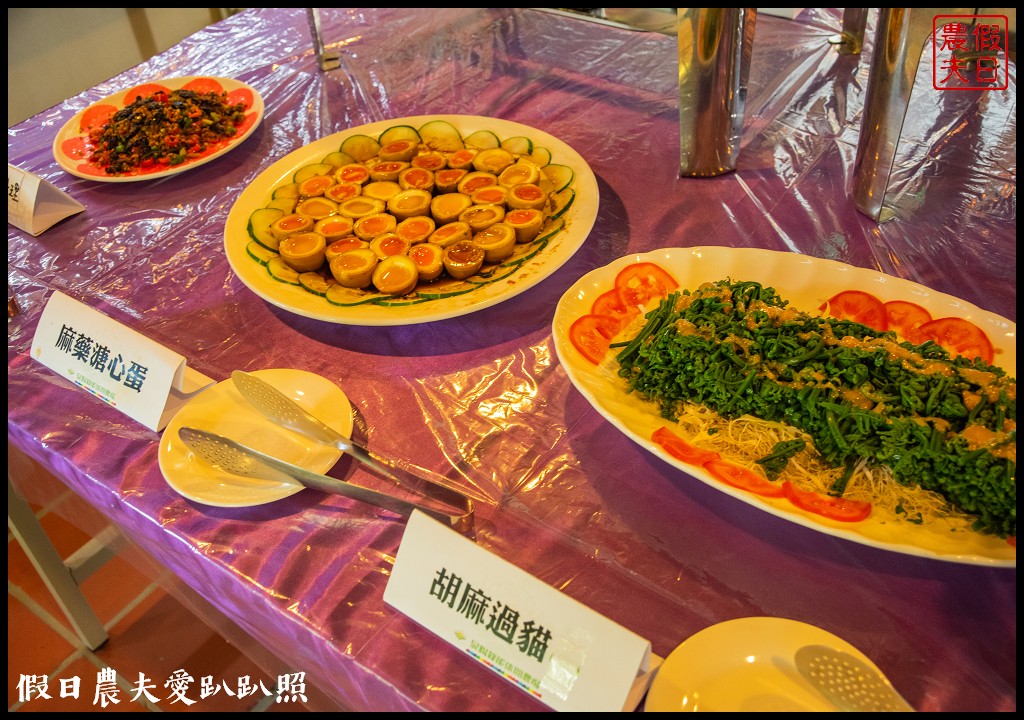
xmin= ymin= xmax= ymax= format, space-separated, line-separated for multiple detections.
xmin=645 ymin=616 xmax=883 ymax=712
xmin=158 ymin=368 xmax=352 ymax=507
xmin=552 ymin=246 xmax=1016 ymax=567
xmin=52 ymin=75 xmax=265 ymax=182
xmin=223 ymin=114 xmax=599 ymax=326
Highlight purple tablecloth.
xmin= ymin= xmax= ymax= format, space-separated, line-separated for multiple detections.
xmin=8 ymin=8 xmax=1016 ymax=712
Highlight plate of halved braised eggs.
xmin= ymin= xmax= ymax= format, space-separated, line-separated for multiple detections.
xmin=224 ymin=114 xmax=598 ymax=325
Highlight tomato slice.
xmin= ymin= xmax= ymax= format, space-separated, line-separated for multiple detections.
xmin=568 ymin=314 xmax=622 ymax=364
xmin=820 ymin=290 xmax=887 ymax=332
xmin=592 ymin=288 xmax=639 ymax=325
xmin=916 ymin=317 xmax=994 ymax=364
xmin=651 ymin=427 xmax=721 ymax=466
xmin=181 ymin=77 xmax=225 ymax=95
xmin=704 ymin=459 xmax=785 ymax=497
xmin=122 ymin=83 xmax=170 ymax=105
xmin=614 ymin=263 xmax=679 ymax=311
xmin=783 ymin=481 xmax=872 ymax=522
xmin=227 ymin=87 xmax=255 ymax=110
xmin=79 ymin=103 xmax=117 ymax=134
xmin=883 ymin=300 xmax=932 ymax=344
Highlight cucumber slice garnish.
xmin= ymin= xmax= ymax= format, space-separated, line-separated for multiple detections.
xmin=326 ymin=284 xmax=393 ymax=306
xmin=539 ymin=164 xmax=574 ymax=193
xmin=418 ymin=120 xmax=465 ymax=152
xmin=293 ymin=162 xmax=335 ymax=183
xmin=415 ymin=282 xmax=485 ymax=299
xmin=248 ymin=207 xmax=285 ymax=251
xmin=378 ymin=124 xmax=421 ymax=146
xmin=465 ymin=261 xmax=521 ymax=284
xmin=501 ymin=136 xmax=533 ymax=156
xmin=527 ymin=146 xmax=552 ymax=167
xmin=299 ymin=272 xmax=333 ymax=296
xmin=273 ymin=182 xmax=300 ymax=199
xmin=267 ymin=197 xmax=297 ymax=213
xmin=549 ymin=188 xmax=575 ymax=220
xmin=463 ymin=129 xmax=501 ymax=149
xmin=322 ymin=150 xmax=356 ymax=168
xmin=246 ymin=240 xmax=279 ymax=266
xmin=534 ymin=216 xmax=566 ymax=243
xmin=267 ymin=257 xmax=301 ymax=285
xmin=340 ymin=134 xmax=382 ymax=162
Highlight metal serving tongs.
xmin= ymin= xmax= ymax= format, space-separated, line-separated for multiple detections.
xmin=179 ymin=427 xmax=473 ymax=532
xmin=228 ymin=370 xmax=474 ymax=529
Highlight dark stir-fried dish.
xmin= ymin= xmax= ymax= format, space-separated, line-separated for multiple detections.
xmin=87 ymin=88 xmax=247 ymax=174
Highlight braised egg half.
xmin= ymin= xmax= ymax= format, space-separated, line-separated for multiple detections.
xmin=372 ymin=254 xmax=419 ymax=295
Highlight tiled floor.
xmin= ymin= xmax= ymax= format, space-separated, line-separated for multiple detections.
xmin=8 ymin=470 xmax=309 ymax=712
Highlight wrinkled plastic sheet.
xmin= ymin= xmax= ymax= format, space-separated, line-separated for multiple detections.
xmin=7 ymin=7 xmax=1016 ymax=712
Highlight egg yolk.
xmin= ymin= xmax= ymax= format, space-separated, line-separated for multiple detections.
xmin=275 ymin=214 xmax=311 ymax=232
xmin=375 ymin=235 xmax=409 ymax=256
xmin=338 ymin=165 xmax=370 ymax=183
xmin=299 ymin=175 xmax=334 ymax=196
xmin=394 ymin=192 xmax=429 ymax=211
xmin=397 ymin=217 xmax=434 ymax=241
xmin=317 ymin=217 xmax=354 ymax=237
xmin=461 ymin=175 xmax=496 ymax=193
xmin=506 ymin=209 xmax=541 ymax=225
xmin=341 ymin=198 xmax=381 ymax=216
xmin=448 ymin=149 xmax=476 ymax=168
xmin=400 ymin=168 xmax=433 ymax=189
xmin=325 ymin=183 xmax=360 ymax=202
xmin=296 ymin=198 xmax=337 ymax=218
xmin=282 ymin=233 xmax=322 ymax=255
xmin=473 ymin=187 xmax=507 ymax=205
xmin=329 ymin=237 xmax=363 ymax=254
xmin=337 ymin=253 xmax=372 ymax=271
xmin=357 ymin=215 xmax=396 ymax=236
xmin=513 ymin=184 xmax=544 ymax=202
xmin=409 ymin=244 xmax=440 ymax=268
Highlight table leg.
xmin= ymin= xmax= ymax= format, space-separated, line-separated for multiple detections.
xmin=850 ymin=7 xmax=973 ymax=221
xmin=306 ymin=8 xmax=341 ymax=71
xmin=8 ymin=477 xmax=112 ymax=650
xmin=828 ymin=7 xmax=869 ymax=55
xmin=677 ymin=8 xmax=757 ymax=177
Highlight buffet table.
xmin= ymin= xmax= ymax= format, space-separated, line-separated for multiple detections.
xmin=7 ymin=7 xmax=1016 ymax=712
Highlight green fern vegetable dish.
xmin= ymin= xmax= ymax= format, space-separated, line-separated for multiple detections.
xmin=552 ymin=247 xmax=1016 ymax=564
xmin=616 ymin=279 xmax=1016 ymax=539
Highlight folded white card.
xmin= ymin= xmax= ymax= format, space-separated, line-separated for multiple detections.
xmin=30 ymin=290 xmax=214 ymax=431
xmin=385 ymin=511 xmax=659 ymax=712
xmin=8 ymin=164 xmax=85 ymax=236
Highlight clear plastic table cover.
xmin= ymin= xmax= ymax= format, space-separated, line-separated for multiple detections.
xmin=7 ymin=7 xmax=1015 ymax=712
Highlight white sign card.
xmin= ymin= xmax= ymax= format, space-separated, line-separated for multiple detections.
xmin=8 ymin=164 xmax=85 ymax=236
xmin=30 ymin=290 xmax=214 ymax=431
xmin=384 ymin=511 xmax=660 ymax=712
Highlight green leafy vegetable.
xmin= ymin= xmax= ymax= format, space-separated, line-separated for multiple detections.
xmin=755 ymin=439 xmax=807 ymax=480
xmin=616 ymin=280 xmax=1016 ymax=538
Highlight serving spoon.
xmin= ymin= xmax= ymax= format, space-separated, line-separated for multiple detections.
xmin=795 ymin=644 xmax=914 ymax=712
